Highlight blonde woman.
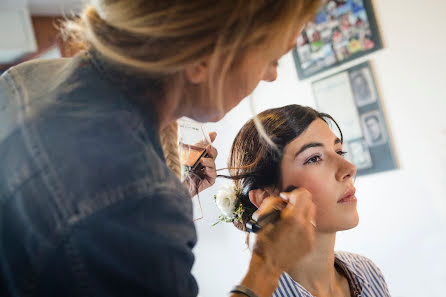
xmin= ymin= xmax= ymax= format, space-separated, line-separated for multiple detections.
xmin=0 ymin=1 xmax=321 ymax=297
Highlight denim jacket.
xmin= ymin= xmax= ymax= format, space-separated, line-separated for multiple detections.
xmin=0 ymin=52 xmax=198 ymax=297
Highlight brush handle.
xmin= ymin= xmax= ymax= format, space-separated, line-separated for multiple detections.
xmin=246 ymin=209 xmax=281 ymax=233
xmin=245 ymin=186 xmax=298 ymax=233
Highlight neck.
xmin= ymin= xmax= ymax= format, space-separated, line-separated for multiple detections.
xmin=153 ymin=79 xmax=186 ymax=131
xmin=286 ymin=232 xmax=345 ymax=297
xmin=153 ymin=76 xmax=204 ymax=131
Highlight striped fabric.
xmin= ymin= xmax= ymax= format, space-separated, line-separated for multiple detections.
xmin=273 ymin=252 xmax=391 ymax=297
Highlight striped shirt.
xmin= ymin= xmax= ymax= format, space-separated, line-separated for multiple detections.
xmin=273 ymin=252 xmax=391 ymax=297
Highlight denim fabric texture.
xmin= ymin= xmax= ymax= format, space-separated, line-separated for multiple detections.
xmin=0 ymin=52 xmax=198 ymax=297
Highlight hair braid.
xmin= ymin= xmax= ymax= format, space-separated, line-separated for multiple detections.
xmin=160 ymin=121 xmax=181 ymax=178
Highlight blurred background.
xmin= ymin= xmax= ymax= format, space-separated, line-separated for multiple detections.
xmin=1 ymin=0 xmax=445 ymax=296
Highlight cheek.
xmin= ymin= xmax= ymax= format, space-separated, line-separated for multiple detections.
xmin=287 ymin=170 xmax=316 ymax=194
xmin=226 ymin=60 xmax=267 ymax=99
xmin=293 ymin=170 xmax=332 ymax=207
xmin=303 ymin=179 xmax=329 ymax=205
xmin=223 ymin=75 xmax=262 ymax=109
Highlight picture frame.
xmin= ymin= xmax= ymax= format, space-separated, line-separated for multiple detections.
xmin=311 ymin=61 xmax=397 ymax=176
xmin=292 ymin=0 xmax=382 ymax=80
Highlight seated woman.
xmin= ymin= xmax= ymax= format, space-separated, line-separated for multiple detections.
xmin=216 ymin=104 xmax=391 ymax=297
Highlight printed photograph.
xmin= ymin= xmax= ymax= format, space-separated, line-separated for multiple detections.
xmin=361 ymin=110 xmax=387 ymax=146
xmin=349 ymin=66 xmax=378 ymax=107
xmin=293 ymin=0 xmax=382 ymax=79
xmin=347 ymin=138 xmax=373 ymax=169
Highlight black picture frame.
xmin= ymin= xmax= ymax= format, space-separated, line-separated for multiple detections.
xmin=311 ymin=61 xmax=397 ymax=176
xmin=292 ymin=0 xmax=382 ymax=80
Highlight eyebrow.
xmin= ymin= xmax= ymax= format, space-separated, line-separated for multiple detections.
xmin=294 ymin=138 xmax=342 ymax=158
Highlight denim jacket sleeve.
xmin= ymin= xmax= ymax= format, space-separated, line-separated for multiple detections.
xmin=66 ymin=186 xmax=198 ymax=297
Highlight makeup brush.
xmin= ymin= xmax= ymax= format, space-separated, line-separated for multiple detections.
xmin=245 ymin=186 xmax=297 ymax=233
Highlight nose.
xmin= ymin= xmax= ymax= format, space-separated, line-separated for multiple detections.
xmin=335 ymin=156 xmax=357 ymax=182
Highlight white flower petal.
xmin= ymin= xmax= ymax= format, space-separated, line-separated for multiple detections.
xmin=215 ymin=182 xmax=237 ymax=218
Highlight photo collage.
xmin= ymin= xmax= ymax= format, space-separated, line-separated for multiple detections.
xmin=293 ymin=0 xmax=381 ymax=79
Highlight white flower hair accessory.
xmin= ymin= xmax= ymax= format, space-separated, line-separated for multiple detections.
xmin=213 ymin=182 xmax=244 ymax=225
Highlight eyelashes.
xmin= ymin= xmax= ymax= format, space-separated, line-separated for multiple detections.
xmin=303 ymin=150 xmax=347 ymax=165
xmin=304 ymin=155 xmax=321 ymax=165
xmin=337 ymin=150 xmax=347 ymax=157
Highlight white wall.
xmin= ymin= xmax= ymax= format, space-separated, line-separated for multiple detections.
xmin=27 ymin=0 xmax=83 ymax=15
xmin=0 ymin=1 xmax=37 ymax=63
xmin=192 ymin=1 xmax=446 ymax=296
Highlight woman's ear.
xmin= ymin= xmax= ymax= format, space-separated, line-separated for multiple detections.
xmin=184 ymin=59 xmax=209 ymax=84
xmin=248 ymin=188 xmax=276 ymax=208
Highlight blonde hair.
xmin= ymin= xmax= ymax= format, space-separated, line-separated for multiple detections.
xmin=63 ymin=0 xmax=321 ymax=176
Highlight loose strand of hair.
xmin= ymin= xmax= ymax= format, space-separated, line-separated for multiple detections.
xmin=249 ymin=95 xmax=279 ymax=151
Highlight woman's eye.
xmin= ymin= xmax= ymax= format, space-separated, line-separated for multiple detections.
xmin=304 ymin=155 xmax=322 ymax=164
xmin=337 ymin=151 xmax=348 ymax=157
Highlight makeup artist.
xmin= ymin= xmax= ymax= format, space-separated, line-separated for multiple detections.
xmin=0 ymin=1 xmax=320 ymax=297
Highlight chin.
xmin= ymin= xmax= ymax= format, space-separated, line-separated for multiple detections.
xmin=185 ymin=109 xmax=224 ymax=123
xmin=342 ymin=213 xmax=360 ymax=230
xmin=318 ymin=213 xmax=359 ymax=233
xmin=206 ymin=112 xmax=226 ymax=122
xmin=200 ymin=113 xmax=225 ymax=123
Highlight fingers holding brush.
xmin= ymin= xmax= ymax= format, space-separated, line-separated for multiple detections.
xmin=281 ymin=188 xmax=315 ymax=227
xmin=188 ymin=132 xmax=218 ymax=196
xmin=251 ymin=188 xmax=316 ymax=272
xmin=199 ymin=156 xmax=217 ymax=182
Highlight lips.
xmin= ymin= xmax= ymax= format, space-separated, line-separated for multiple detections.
xmin=338 ymin=187 xmax=357 ymax=203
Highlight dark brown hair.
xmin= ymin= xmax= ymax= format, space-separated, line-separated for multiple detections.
xmin=222 ymin=104 xmax=342 ymax=231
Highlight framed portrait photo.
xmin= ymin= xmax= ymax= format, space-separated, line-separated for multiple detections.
xmin=311 ymin=62 xmax=397 ymax=176
xmin=292 ymin=0 xmax=382 ymax=80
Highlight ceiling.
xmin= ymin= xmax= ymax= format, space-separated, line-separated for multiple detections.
xmin=28 ymin=0 xmax=83 ymax=15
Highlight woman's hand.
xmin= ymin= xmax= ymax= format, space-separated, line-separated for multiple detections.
xmin=235 ymin=188 xmax=315 ymax=297
xmin=184 ymin=132 xmax=218 ymax=197
xmin=252 ymin=188 xmax=315 ymax=272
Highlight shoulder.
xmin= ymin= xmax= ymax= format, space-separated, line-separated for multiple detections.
xmin=335 ymin=251 xmax=377 ymax=267
xmin=0 ymin=57 xmax=72 ymax=131
xmin=335 ymin=251 xmax=391 ymax=296
xmin=6 ymin=56 xmax=73 ymax=77
xmin=2 ymin=52 xmax=112 ymax=111
xmin=335 ymin=251 xmax=384 ymax=277
xmin=1 ymin=57 xmax=78 ymax=101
